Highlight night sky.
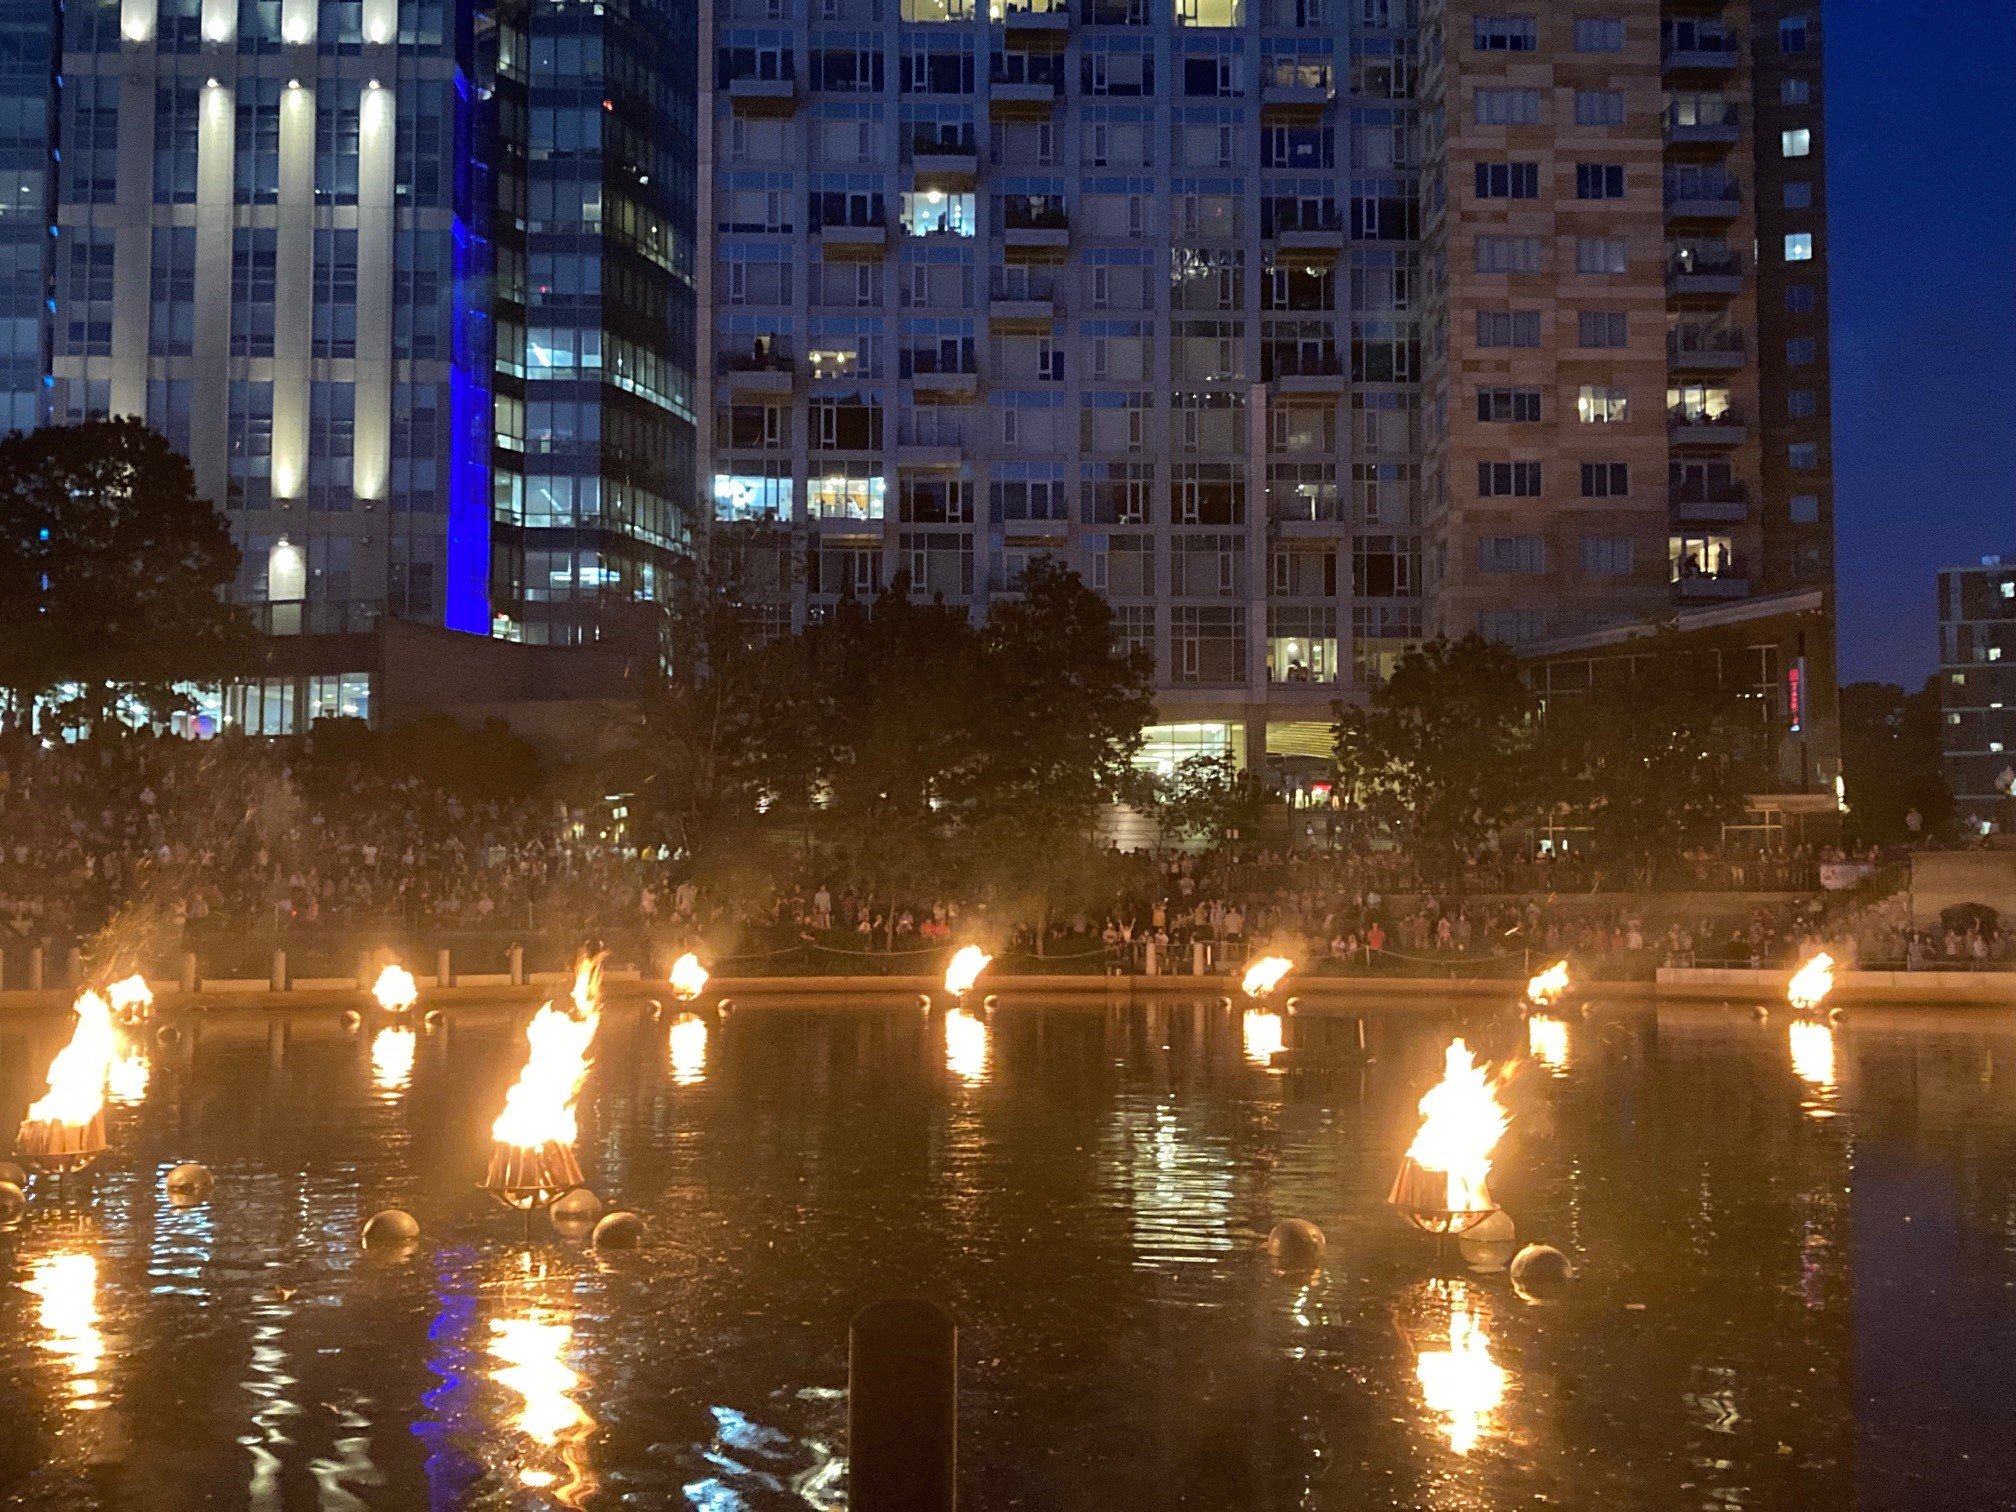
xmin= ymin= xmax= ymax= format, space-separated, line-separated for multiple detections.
xmin=1827 ymin=3 xmax=2016 ymax=688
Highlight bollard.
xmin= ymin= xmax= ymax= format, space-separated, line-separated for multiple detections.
xmin=509 ymin=944 xmax=524 ymax=987
xmin=180 ymin=952 xmax=197 ymax=994
xmin=436 ymin=948 xmax=452 ymax=988
xmin=65 ymin=947 xmax=82 ymax=988
xmin=356 ymin=952 xmax=374 ymax=991
xmin=849 ymin=1298 xmax=956 ymax=1512
xmin=270 ymin=948 xmax=287 ymax=992
xmin=29 ymin=946 xmax=43 ymax=992
xmin=1143 ymin=940 xmax=1157 ymax=977
xmin=1192 ymin=941 xmax=1207 ymax=977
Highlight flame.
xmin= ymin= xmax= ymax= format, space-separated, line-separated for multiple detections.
xmin=372 ymin=1026 xmax=417 ymax=1092
xmin=1242 ymin=1009 xmax=1285 ymax=1065
xmin=944 ymin=1006 xmax=989 ymax=1084
xmin=668 ymin=952 xmax=709 ymax=1002
xmin=944 ymin=945 xmax=991 ymax=999
xmin=1525 ymin=960 xmax=1569 ymax=1007
xmin=668 ymin=1013 xmax=708 ymax=1085
xmin=372 ymin=964 xmax=420 ymax=1015
xmin=107 ymin=974 xmax=154 ymax=1022
xmin=106 ymin=1035 xmax=151 ymax=1106
xmin=1241 ymin=955 xmax=1294 ymax=999
xmin=1414 ymin=1282 xmax=1505 ymax=1455
xmin=1526 ymin=1014 xmax=1569 ymax=1074
xmin=489 ymin=1312 xmax=594 ymax=1504
xmin=1787 ymin=952 xmax=1835 ymax=1012
xmin=26 ymin=991 xmax=116 ymax=1128
xmin=24 ymin=1252 xmax=104 ymax=1408
xmin=1788 ymin=1019 xmax=1837 ymax=1091
xmin=491 ymin=960 xmax=602 ymax=1150
xmin=1403 ymin=1039 xmax=1509 ymax=1218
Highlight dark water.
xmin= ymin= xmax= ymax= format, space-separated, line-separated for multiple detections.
xmin=0 ymin=993 xmax=2012 ymax=1511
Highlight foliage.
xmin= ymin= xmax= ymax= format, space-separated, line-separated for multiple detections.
xmin=1839 ymin=677 xmax=1953 ymax=842
xmin=0 ymin=418 xmax=252 ymax=730
xmin=1330 ymin=635 xmax=1538 ymax=884
xmin=1539 ymin=642 xmax=1776 ymax=869
xmin=1155 ymin=753 xmax=1270 ymax=852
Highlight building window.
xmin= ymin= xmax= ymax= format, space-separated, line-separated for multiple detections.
xmin=1781 ymin=128 xmax=1811 ymax=158
xmin=1784 ymin=182 xmax=1813 ymax=209
xmin=1479 ymin=610 xmax=1545 ymax=645
xmin=1573 ymin=17 xmax=1623 ymax=52
xmin=1581 ymin=536 xmax=1633 ymax=575
xmin=1576 ymin=237 xmax=1627 ymax=274
xmin=1574 ymin=163 xmax=1626 ymax=199
xmin=1577 ymin=310 xmax=1628 ymax=348
xmin=1476 ymin=387 xmax=1540 ymax=423
xmin=1478 ymin=535 xmax=1545 ymax=573
xmin=1473 ymin=162 xmax=1538 ymax=199
xmin=1786 ymin=284 xmax=1817 ymax=313
xmin=1476 ymin=236 xmax=1543 ymax=274
xmin=1476 ymin=310 xmax=1541 ymax=348
xmin=1779 ymin=15 xmax=1808 ymax=53
xmin=1788 ymin=442 xmax=1819 ymax=470
xmin=1787 ymin=336 xmax=1817 ymax=365
xmin=1573 ymin=89 xmax=1624 ymax=126
xmin=1580 ymin=462 xmax=1629 ymax=498
xmin=1472 ymin=14 xmax=1536 ymax=51
xmin=1789 ymin=494 xmax=1820 ymax=524
xmin=1787 ymin=389 xmax=1818 ymax=419
xmin=1478 ymin=461 xmax=1542 ymax=498
xmin=1473 ymin=88 xmax=1541 ymax=126
xmin=1576 ymin=385 xmax=1628 ymax=423
xmin=1781 ymin=78 xmax=1810 ymax=106
xmin=1784 ymin=232 xmax=1814 ymax=261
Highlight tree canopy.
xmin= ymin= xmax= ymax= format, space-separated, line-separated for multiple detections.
xmin=0 ymin=418 xmax=252 ymax=729
xmin=1839 ymin=677 xmax=1952 ymax=842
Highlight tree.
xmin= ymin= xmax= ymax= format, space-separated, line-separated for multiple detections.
xmin=1540 ymin=645 xmax=1775 ymax=878
xmin=0 ymin=419 xmax=252 ymax=730
xmin=1839 ymin=677 xmax=1953 ymax=842
xmin=962 ymin=557 xmax=1154 ymax=949
xmin=1155 ymin=753 xmax=1269 ymax=852
xmin=1330 ymin=635 xmax=1538 ymax=885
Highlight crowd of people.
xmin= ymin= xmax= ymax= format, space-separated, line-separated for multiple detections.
xmin=0 ymin=732 xmax=1995 ymax=984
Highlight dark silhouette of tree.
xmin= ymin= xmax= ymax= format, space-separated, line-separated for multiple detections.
xmin=1839 ymin=677 xmax=1952 ymax=842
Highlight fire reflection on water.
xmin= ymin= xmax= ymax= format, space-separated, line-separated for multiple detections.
xmin=943 ymin=1007 xmax=989 ymax=1085
xmin=23 ymin=1252 xmax=105 ymax=1410
xmin=1412 ymin=1280 xmax=1507 ymax=1456
xmin=1788 ymin=1020 xmax=1838 ymax=1117
xmin=1241 ymin=1009 xmax=1285 ymax=1065
xmin=371 ymin=1026 xmax=417 ymax=1095
xmin=1526 ymin=1014 xmax=1569 ymax=1075
xmin=488 ymin=1302 xmax=595 ymax=1506
xmin=668 ymin=1013 xmax=709 ymax=1086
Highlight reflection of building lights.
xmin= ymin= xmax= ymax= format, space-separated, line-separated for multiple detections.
xmin=1241 ymin=1009 xmax=1284 ymax=1065
xmin=944 ymin=1007 xmax=988 ymax=1084
xmin=1526 ymin=1014 xmax=1569 ymax=1074
xmin=1414 ymin=1282 xmax=1505 ymax=1456
xmin=25 ymin=1253 xmax=104 ymax=1408
xmin=668 ymin=1014 xmax=707 ymax=1086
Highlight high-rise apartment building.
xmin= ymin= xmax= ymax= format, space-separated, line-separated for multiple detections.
xmin=38 ymin=0 xmax=696 ymax=727
xmin=700 ymin=0 xmax=1836 ymax=796
xmin=1938 ymin=557 xmax=2016 ymax=833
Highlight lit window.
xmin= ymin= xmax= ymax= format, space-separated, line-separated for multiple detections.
xmin=1577 ymin=385 xmax=1629 ymax=423
xmin=1784 ymin=232 xmax=1814 ymax=261
xmin=2002 ymin=581 xmax=2016 ymax=599
xmin=1781 ymin=128 xmax=1811 ymax=158
xmin=1991 ymin=647 xmax=2005 ymax=663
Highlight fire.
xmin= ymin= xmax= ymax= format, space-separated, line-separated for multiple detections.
xmin=668 ymin=1013 xmax=708 ymax=1085
xmin=372 ymin=963 xmax=420 ymax=1015
xmin=669 ymin=952 xmax=709 ymax=1002
xmin=26 ymin=991 xmax=116 ymax=1129
xmin=491 ymin=960 xmax=602 ymax=1151
xmin=943 ymin=1006 xmax=989 ymax=1084
xmin=1242 ymin=1009 xmax=1285 ymax=1065
xmin=1402 ymin=1039 xmax=1509 ymax=1218
xmin=1787 ymin=952 xmax=1835 ymax=1012
xmin=944 ymin=945 xmax=991 ymax=999
xmin=1525 ymin=960 xmax=1569 ymax=1008
xmin=1241 ymin=955 xmax=1294 ymax=999
xmin=1526 ymin=1014 xmax=1569 ymax=1074
xmin=1788 ymin=1019 xmax=1837 ymax=1091
xmin=107 ymin=974 xmax=154 ymax=1024
xmin=372 ymin=1026 xmax=417 ymax=1092
xmin=490 ymin=1311 xmax=595 ymax=1503
xmin=23 ymin=1252 xmax=104 ymax=1409
xmin=1414 ymin=1282 xmax=1506 ymax=1456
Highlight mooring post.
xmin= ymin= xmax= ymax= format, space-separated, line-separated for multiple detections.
xmin=64 ymin=947 xmax=81 ymax=987
xmin=849 ymin=1298 xmax=956 ymax=1512
xmin=436 ymin=948 xmax=452 ymax=988
xmin=180 ymin=952 xmax=197 ymax=994
xmin=28 ymin=946 xmax=43 ymax=992
xmin=509 ymin=944 xmax=525 ymax=986
xmin=270 ymin=949 xmax=287 ymax=993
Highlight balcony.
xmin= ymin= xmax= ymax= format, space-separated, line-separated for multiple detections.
xmin=1668 ymin=405 xmax=1748 ymax=447
xmin=721 ymin=350 xmax=796 ymax=398
xmin=253 ymin=599 xmax=384 ymax=637
xmin=1668 ymin=483 xmax=1748 ymax=524
xmin=1666 ymin=251 xmax=1744 ymax=301
xmin=728 ymin=76 xmax=797 ymax=115
xmin=1664 ymin=178 xmax=1742 ymax=222
xmin=998 ymin=0 xmax=1070 ymax=45
xmin=1661 ymin=35 xmax=1740 ymax=74
xmin=1667 ymin=328 xmax=1746 ymax=372
xmin=911 ymin=132 xmax=979 ymax=190
xmin=1677 ymin=574 xmax=1750 ymax=600
xmin=1000 ymin=198 xmax=1070 ymax=250
xmin=989 ymin=57 xmax=1063 ymax=115
xmin=1269 ymin=206 xmax=1346 ymax=258
xmin=988 ymin=296 xmax=1054 ymax=331
xmin=1259 ymin=62 xmax=1333 ymax=118
xmin=818 ymin=223 xmax=888 ymax=258
xmin=1664 ymin=105 xmax=1741 ymax=152
xmin=910 ymin=369 xmax=980 ymax=400
xmin=897 ymin=442 xmax=965 ymax=469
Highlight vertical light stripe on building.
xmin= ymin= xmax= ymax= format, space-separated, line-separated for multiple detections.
xmin=353 ymin=81 xmax=395 ymax=502
xmin=191 ymin=78 xmax=236 ymax=505
xmin=269 ymin=80 xmax=314 ymax=501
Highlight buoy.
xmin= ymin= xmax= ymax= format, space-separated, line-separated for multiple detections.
xmin=423 ymin=1008 xmax=445 ymax=1028
xmin=1827 ymin=1007 xmax=1846 ymax=1025
xmin=361 ymin=1208 xmax=421 ymax=1247
xmin=592 ymin=1210 xmax=644 ymax=1249
xmin=1751 ymin=1005 xmax=1770 ymax=1022
xmin=1457 ymin=1209 xmax=1518 ymax=1273
xmin=0 ymin=1159 xmax=27 ymax=1190
xmin=1284 ymin=996 xmax=1301 ymax=1013
xmin=1219 ymin=996 xmax=1234 ymax=1009
xmin=982 ymin=993 xmax=999 ymax=1009
xmin=0 ymin=1181 xmax=24 ymax=1227
xmin=1266 ymin=1218 xmax=1326 ymax=1270
xmin=163 ymin=1162 xmax=213 ymax=1204
xmin=550 ymin=1187 xmax=603 ymax=1227
xmin=341 ymin=1008 xmax=363 ymax=1031
xmin=1509 ymin=1243 xmax=1576 ymax=1303
xmin=155 ymin=1024 xmax=181 ymax=1045
xmin=917 ymin=993 xmax=933 ymax=1011
xmin=717 ymin=998 xmax=735 ymax=1015
xmin=647 ymin=998 xmax=664 ymax=1021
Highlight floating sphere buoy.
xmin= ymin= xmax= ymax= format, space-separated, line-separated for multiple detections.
xmin=982 ymin=993 xmax=999 ymax=1009
xmin=1509 ymin=1243 xmax=1576 ymax=1304
xmin=917 ymin=993 xmax=933 ymax=1011
xmin=647 ymin=998 xmax=664 ymax=1021
xmin=550 ymin=1188 xmax=603 ymax=1226
xmin=423 ymin=1009 xmax=445 ymax=1028
xmin=591 ymin=1210 xmax=644 ymax=1250
xmin=1457 ymin=1209 xmax=1518 ymax=1273
xmin=1219 ymin=996 xmax=1234 ymax=1010
xmin=155 ymin=1024 xmax=181 ymax=1046
xmin=1827 ymin=1007 xmax=1846 ymax=1025
xmin=1284 ymin=996 xmax=1301 ymax=1013
xmin=1750 ymin=1005 xmax=1770 ymax=1022
xmin=0 ymin=1181 xmax=25 ymax=1228
xmin=1266 ymin=1218 xmax=1326 ymax=1271
xmin=341 ymin=1009 xmax=363 ymax=1031
xmin=163 ymin=1162 xmax=213 ymax=1205
xmin=716 ymin=998 xmax=735 ymax=1015
xmin=0 ymin=1159 xmax=27 ymax=1190
xmin=361 ymin=1209 xmax=421 ymax=1247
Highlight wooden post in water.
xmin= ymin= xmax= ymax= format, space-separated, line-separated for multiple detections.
xmin=849 ymin=1298 xmax=956 ymax=1512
